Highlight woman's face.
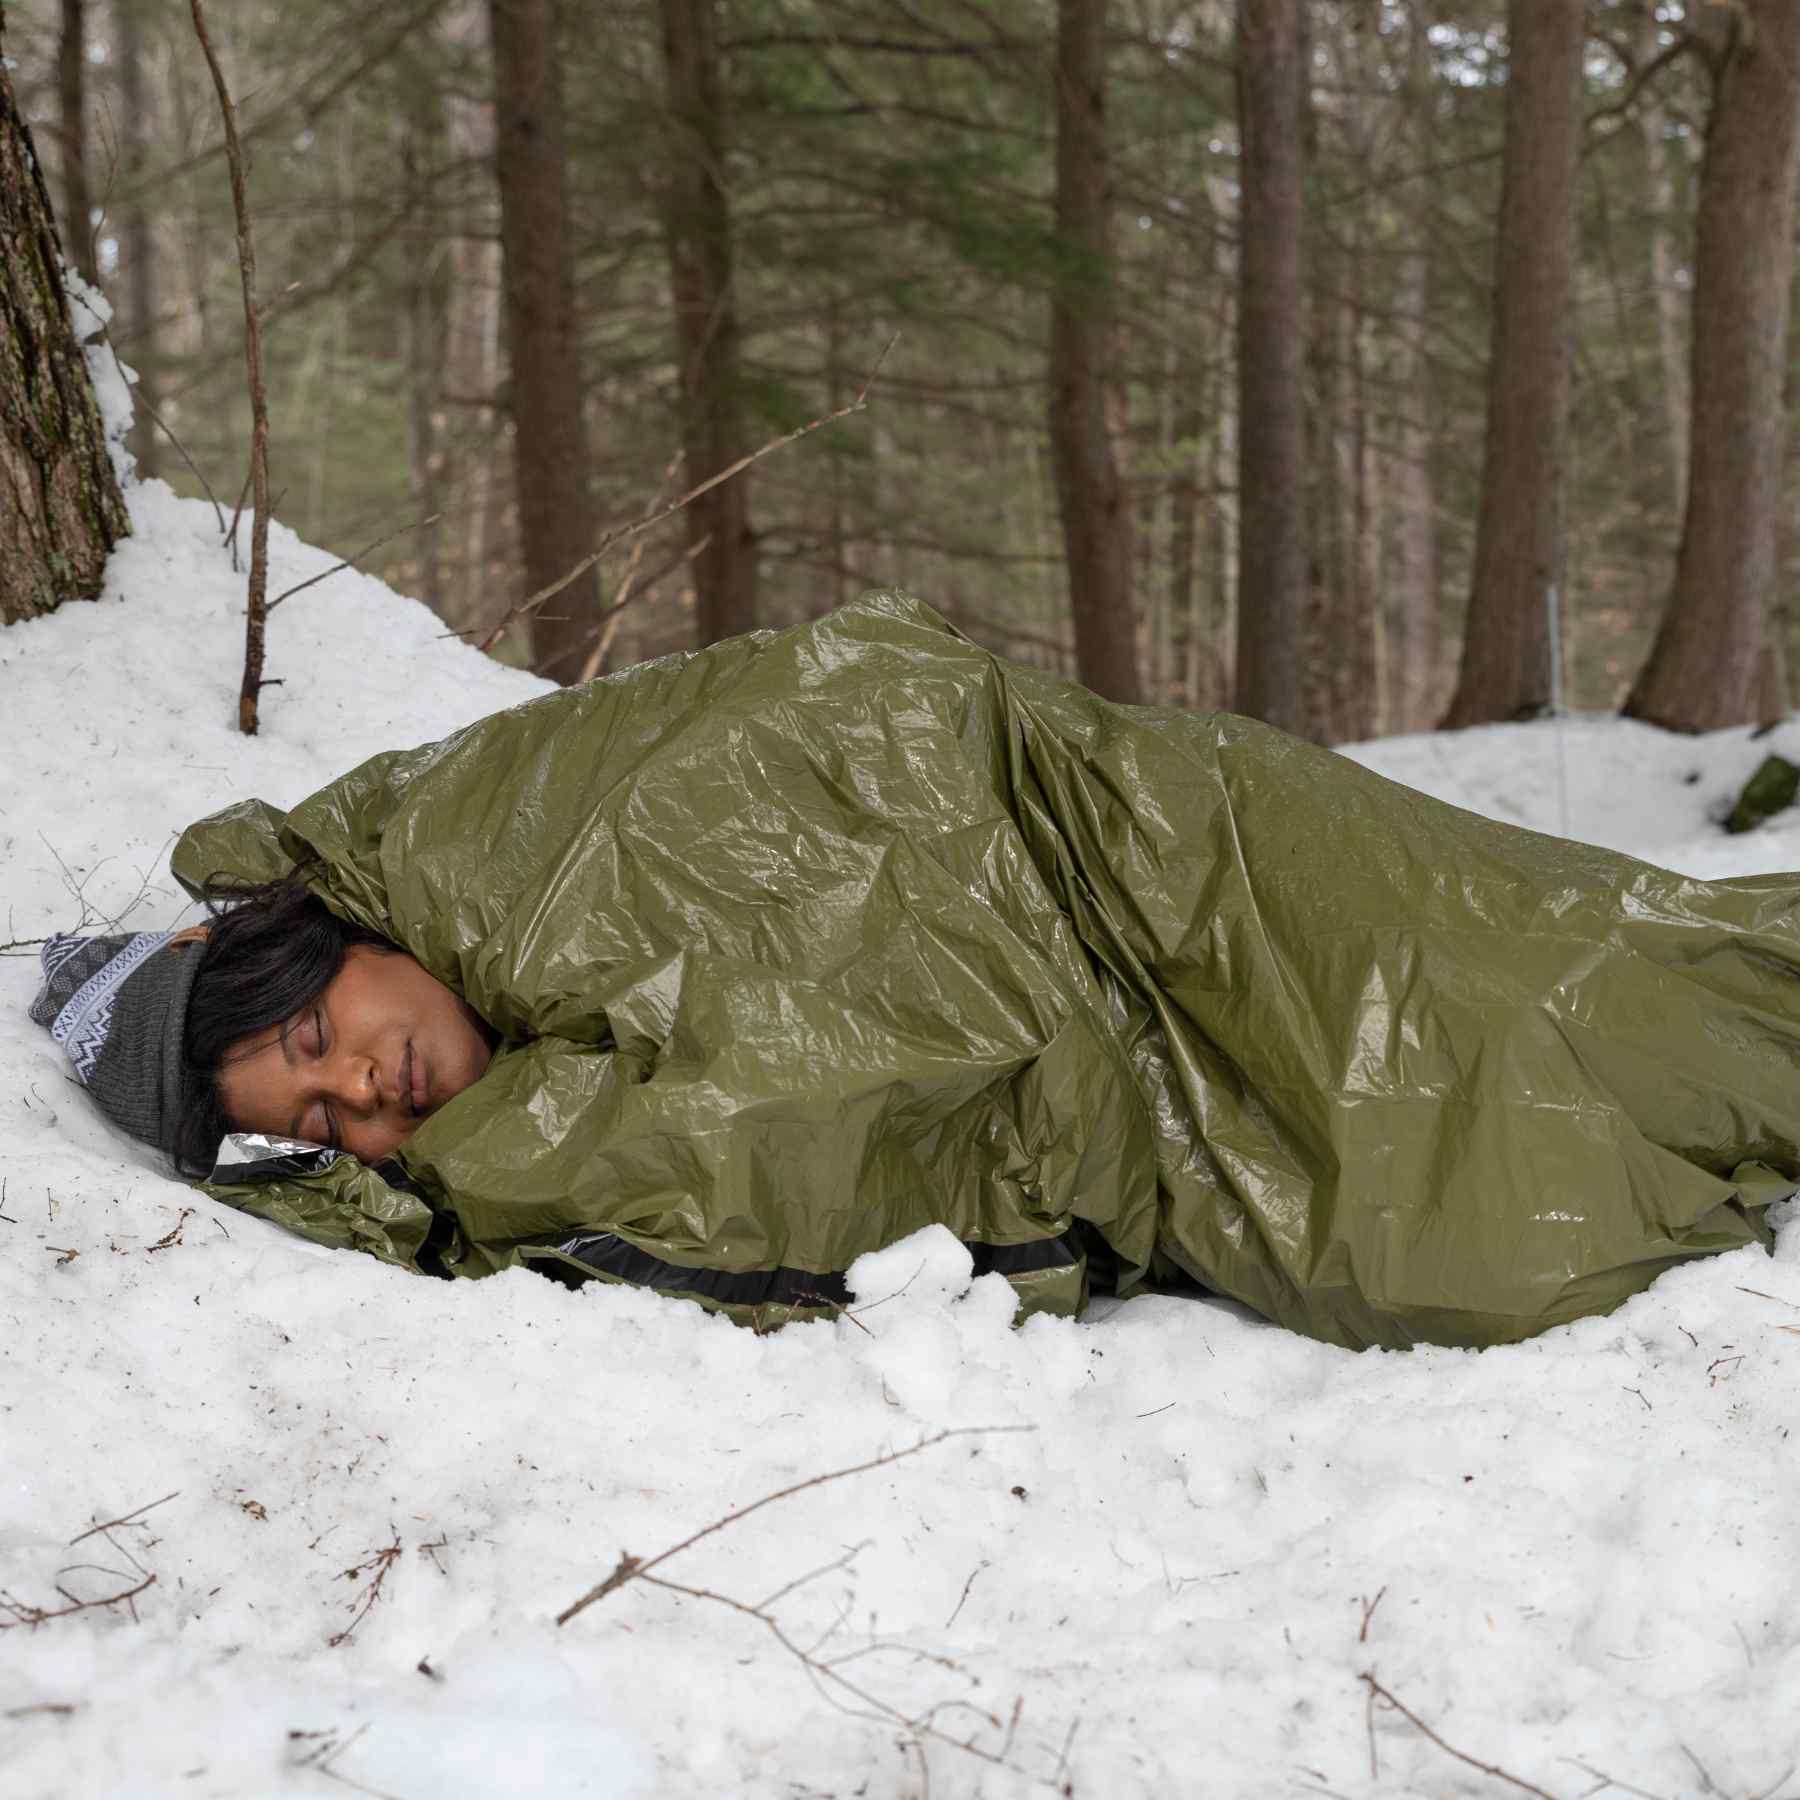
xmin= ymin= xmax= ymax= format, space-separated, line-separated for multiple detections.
xmin=215 ymin=946 xmax=494 ymax=1162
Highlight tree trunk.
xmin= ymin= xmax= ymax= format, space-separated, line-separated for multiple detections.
xmin=402 ymin=106 xmax=444 ymax=615
xmin=1635 ymin=12 xmax=1689 ymax=520
xmin=489 ymin=0 xmax=600 ymax=680
xmin=1233 ymin=0 xmax=1308 ymax=734
xmin=1391 ymin=240 xmax=1439 ymax=732
xmin=114 ymin=0 xmax=157 ymax=480
xmin=660 ymin=0 xmax=756 ymax=648
xmin=0 ymin=11 xmax=128 ymax=626
xmin=1442 ymin=0 xmax=1584 ymax=728
xmin=57 ymin=0 xmax=94 ymax=286
xmin=1048 ymin=0 xmax=1139 ymax=704
xmin=1624 ymin=1 xmax=1800 ymax=732
xmin=1392 ymin=23 xmax=1442 ymax=733
xmin=1167 ymin=328 xmax=1203 ymax=708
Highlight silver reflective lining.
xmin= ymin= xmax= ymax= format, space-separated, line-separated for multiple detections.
xmin=209 ymin=1132 xmax=343 ymax=1182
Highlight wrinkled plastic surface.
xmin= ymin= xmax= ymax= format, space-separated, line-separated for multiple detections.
xmin=173 ymin=593 xmax=1794 ymax=1347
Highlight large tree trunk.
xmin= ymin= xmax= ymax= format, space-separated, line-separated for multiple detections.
xmin=660 ymin=0 xmax=756 ymax=648
xmin=113 ymin=0 xmax=157 ymax=480
xmin=1442 ymin=0 xmax=1584 ymax=728
xmin=0 ymin=12 xmax=128 ymax=626
xmin=1624 ymin=2 xmax=1800 ymax=732
xmin=1232 ymin=0 xmax=1308 ymax=734
xmin=1635 ymin=11 xmax=1689 ymax=520
xmin=1048 ymin=0 xmax=1139 ymax=704
xmin=1391 ymin=238 xmax=1440 ymax=732
xmin=1388 ymin=17 xmax=1440 ymax=733
xmin=57 ymin=0 xmax=94 ymax=286
xmin=401 ymin=101 xmax=444 ymax=615
xmin=489 ymin=0 xmax=600 ymax=680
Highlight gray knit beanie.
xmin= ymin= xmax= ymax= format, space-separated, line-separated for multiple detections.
xmin=29 ymin=931 xmax=202 ymax=1156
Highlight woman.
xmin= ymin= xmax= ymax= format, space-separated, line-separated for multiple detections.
xmin=31 ymin=593 xmax=1798 ymax=1347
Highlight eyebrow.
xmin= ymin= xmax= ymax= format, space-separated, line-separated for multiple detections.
xmin=281 ymin=1015 xmax=307 ymax=1142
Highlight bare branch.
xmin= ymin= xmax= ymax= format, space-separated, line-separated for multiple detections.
xmin=469 ymin=335 xmax=897 ymax=658
xmin=1360 ymin=1672 xmax=1559 ymax=1800
xmin=69 ymin=1491 xmax=180 ymax=1547
xmin=327 ymin=1534 xmax=403 ymax=1648
xmin=557 ymin=1422 xmax=1017 ymax=1627
xmin=268 ymin=513 xmax=443 ymax=612
xmin=189 ymin=0 xmax=272 ymax=735
xmin=0 ymin=1572 xmax=156 ymax=1630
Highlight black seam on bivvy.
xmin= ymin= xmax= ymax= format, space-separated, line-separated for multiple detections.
xmin=967 ymin=1234 xmax=1082 ymax=1277
xmin=539 ymin=1228 xmax=1083 ymax=1303
xmin=543 ymin=1233 xmax=853 ymax=1308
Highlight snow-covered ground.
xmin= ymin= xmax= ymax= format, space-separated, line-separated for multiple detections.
xmin=7 ymin=363 xmax=1800 ymax=1797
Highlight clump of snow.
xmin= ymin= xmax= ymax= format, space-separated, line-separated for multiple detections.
xmin=62 ymin=267 xmax=136 ymax=489
xmin=6 ymin=451 xmax=1800 ymax=1796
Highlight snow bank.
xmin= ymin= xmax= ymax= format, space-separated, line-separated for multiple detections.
xmin=5 ymin=468 xmax=1800 ymax=1796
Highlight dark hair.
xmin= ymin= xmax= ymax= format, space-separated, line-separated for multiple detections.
xmin=173 ymin=871 xmax=397 ymax=1176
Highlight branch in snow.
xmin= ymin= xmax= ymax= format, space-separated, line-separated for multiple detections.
xmin=556 ymin=1426 xmax=1058 ymax=1782
xmin=556 ymin=1422 xmax=1014 ymax=1626
xmin=0 ymin=1573 xmax=157 ymax=1631
xmin=327 ymin=1533 xmax=404 ymax=1649
xmin=1360 ymin=1671 xmax=1560 ymax=1800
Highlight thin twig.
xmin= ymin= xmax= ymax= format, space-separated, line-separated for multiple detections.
xmin=571 ymin=450 xmax=684 ymax=682
xmin=69 ymin=1491 xmax=179 ymax=1547
xmin=224 ymin=464 xmax=252 ymax=563
xmin=1360 ymin=1672 xmax=1559 ymax=1800
xmin=327 ymin=1534 xmax=403 ymax=1648
xmin=190 ymin=0 xmax=272 ymax=735
xmin=267 ymin=512 xmax=443 ymax=611
xmin=1559 ymin=1755 xmax=1670 ymax=1800
xmin=1358 ymin=1586 xmax=1386 ymax=1643
xmin=0 ymin=1573 xmax=156 ymax=1630
xmin=556 ymin=1422 xmax=1015 ymax=1627
xmin=640 ymin=1571 xmax=1018 ymax=1770
xmin=469 ymin=334 xmax=898 ymax=657
xmin=944 ymin=1562 xmax=986 ymax=1629
xmin=103 ymin=337 xmax=225 ymax=533
xmin=1737 ymin=1286 xmax=1800 ymax=1311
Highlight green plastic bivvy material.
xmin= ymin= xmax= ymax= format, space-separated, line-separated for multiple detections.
xmin=173 ymin=593 xmax=1797 ymax=1348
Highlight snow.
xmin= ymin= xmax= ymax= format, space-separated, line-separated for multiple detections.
xmin=6 ymin=406 xmax=1800 ymax=1796
xmin=62 ymin=271 xmax=136 ymax=491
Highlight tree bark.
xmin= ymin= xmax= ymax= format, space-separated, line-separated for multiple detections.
xmin=1624 ymin=1 xmax=1800 ymax=731
xmin=113 ymin=0 xmax=157 ymax=480
xmin=402 ymin=105 xmax=444 ymax=615
xmin=57 ymin=0 xmax=94 ymax=286
xmin=659 ymin=0 xmax=756 ymax=648
xmin=1048 ymin=0 xmax=1139 ymax=704
xmin=1388 ymin=18 xmax=1440 ymax=733
xmin=1442 ymin=0 xmax=1585 ymax=728
xmin=1233 ymin=0 xmax=1308 ymax=734
xmin=0 ymin=8 xmax=128 ymax=626
xmin=1635 ymin=11 xmax=1689 ymax=520
xmin=489 ymin=0 xmax=600 ymax=680
xmin=1391 ymin=240 xmax=1439 ymax=732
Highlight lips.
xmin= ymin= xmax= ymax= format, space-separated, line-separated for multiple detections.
xmin=407 ymin=1041 xmax=429 ymax=1116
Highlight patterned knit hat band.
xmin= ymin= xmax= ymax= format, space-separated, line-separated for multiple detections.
xmin=30 ymin=930 xmax=202 ymax=1157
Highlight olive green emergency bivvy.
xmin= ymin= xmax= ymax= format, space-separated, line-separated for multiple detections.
xmin=176 ymin=593 xmax=1796 ymax=1349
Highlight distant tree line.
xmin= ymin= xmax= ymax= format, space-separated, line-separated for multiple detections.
xmin=4 ymin=0 xmax=1798 ymax=741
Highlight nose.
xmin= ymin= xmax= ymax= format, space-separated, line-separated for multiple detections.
xmin=324 ymin=1050 xmax=382 ymax=1116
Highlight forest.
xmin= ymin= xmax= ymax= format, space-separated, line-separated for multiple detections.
xmin=3 ymin=0 xmax=1798 ymax=744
